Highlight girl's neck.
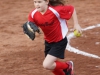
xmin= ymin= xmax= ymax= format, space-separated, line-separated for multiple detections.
xmin=40 ymin=6 xmax=48 ymax=15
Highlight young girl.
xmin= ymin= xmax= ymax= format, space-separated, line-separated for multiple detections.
xmin=28 ymin=0 xmax=82 ymax=75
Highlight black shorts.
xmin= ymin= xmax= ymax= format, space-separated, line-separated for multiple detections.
xmin=44 ymin=37 xmax=68 ymax=59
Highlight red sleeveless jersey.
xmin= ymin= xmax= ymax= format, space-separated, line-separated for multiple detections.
xmin=28 ymin=5 xmax=74 ymax=43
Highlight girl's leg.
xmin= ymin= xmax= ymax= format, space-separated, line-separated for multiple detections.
xmin=43 ymin=54 xmax=69 ymax=75
xmin=43 ymin=54 xmax=57 ymax=70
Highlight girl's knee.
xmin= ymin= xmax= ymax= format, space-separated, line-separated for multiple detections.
xmin=43 ymin=62 xmax=51 ymax=69
xmin=42 ymin=54 xmax=57 ymax=69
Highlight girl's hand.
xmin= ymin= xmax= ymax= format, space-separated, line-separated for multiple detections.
xmin=74 ymin=24 xmax=82 ymax=34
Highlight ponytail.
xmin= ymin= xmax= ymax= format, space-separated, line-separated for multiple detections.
xmin=45 ymin=0 xmax=65 ymax=6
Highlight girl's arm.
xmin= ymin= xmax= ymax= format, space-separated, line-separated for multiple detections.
xmin=72 ymin=8 xmax=82 ymax=33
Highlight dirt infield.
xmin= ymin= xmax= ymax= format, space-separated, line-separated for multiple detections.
xmin=0 ymin=0 xmax=100 ymax=75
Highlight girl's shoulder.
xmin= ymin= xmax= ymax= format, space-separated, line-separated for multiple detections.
xmin=50 ymin=5 xmax=73 ymax=10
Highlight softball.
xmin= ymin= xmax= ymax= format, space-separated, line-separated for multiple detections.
xmin=74 ymin=30 xmax=81 ymax=37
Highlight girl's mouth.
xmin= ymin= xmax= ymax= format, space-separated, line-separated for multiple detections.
xmin=37 ymin=7 xmax=40 ymax=9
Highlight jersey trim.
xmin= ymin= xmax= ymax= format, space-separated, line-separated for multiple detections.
xmin=49 ymin=7 xmax=68 ymax=38
xmin=31 ymin=9 xmax=37 ymax=18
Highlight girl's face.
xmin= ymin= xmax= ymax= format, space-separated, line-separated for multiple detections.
xmin=33 ymin=0 xmax=49 ymax=12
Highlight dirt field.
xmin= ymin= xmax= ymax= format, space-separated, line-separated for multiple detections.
xmin=0 ymin=0 xmax=100 ymax=75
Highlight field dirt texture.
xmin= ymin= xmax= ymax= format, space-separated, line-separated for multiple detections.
xmin=0 ymin=0 xmax=100 ymax=75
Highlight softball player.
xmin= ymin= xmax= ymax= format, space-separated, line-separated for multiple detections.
xmin=27 ymin=0 xmax=82 ymax=75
